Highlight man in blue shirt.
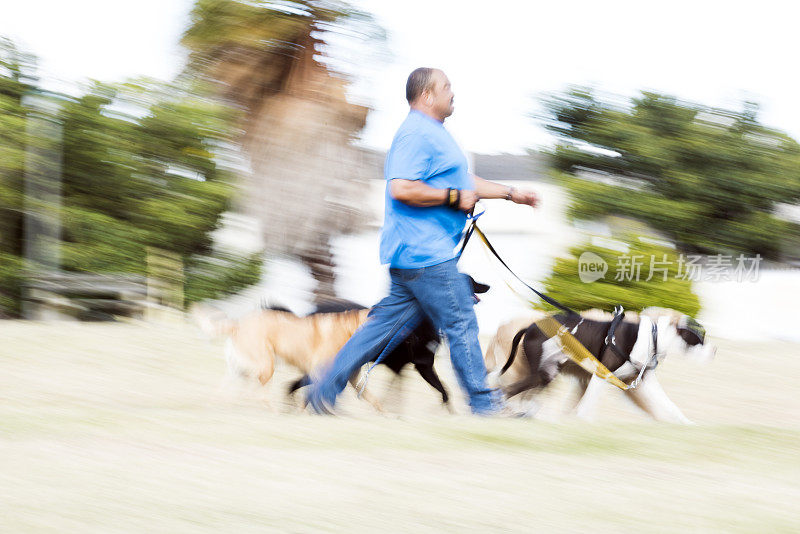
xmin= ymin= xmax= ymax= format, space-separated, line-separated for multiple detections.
xmin=307 ymin=67 xmax=538 ymax=415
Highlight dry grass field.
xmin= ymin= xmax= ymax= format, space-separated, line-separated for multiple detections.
xmin=1 ymin=319 xmax=798 ymax=532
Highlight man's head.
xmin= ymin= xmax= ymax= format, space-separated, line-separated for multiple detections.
xmin=406 ymin=67 xmax=454 ymax=121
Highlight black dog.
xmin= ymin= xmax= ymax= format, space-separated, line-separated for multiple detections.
xmin=286 ymin=274 xmax=490 ymax=410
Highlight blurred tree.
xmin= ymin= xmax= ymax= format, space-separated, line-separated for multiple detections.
xmin=541 ymin=88 xmax=800 ymax=259
xmin=0 ymin=38 xmax=36 ymax=315
xmin=58 ymin=78 xmax=262 ymax=304
xmin=181 ymin=0 xmax=382 ymax=300
xmin=0 ymin=38 xmax=262 ymax=315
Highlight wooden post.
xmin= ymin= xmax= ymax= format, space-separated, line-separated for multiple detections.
xmin=145 ymin=247 xmax=184 ymax=321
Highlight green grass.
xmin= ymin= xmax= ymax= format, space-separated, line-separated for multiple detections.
xmin=1 ymin=320 xmax=798 ymax=532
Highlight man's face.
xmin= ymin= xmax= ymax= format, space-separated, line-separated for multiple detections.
xmin=426 ymin=70 xmax=455 ymax=119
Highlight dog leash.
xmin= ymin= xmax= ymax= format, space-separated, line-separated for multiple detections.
xmin=455 ymin=205 xmax=485 ymax=260
xmin=355 ymin=313 xmax=422 ymax=397
xmin=461 ymin=215 xmax=659 ymax=391
xmin=457 ymin=212 xmax=578 ymax=316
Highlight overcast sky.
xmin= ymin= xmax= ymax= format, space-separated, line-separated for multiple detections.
xmin=2 ymin=0 xmax=799 ymax=154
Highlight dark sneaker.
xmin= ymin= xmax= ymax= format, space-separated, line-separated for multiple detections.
xmin=305 ymin=389 xmax=335 ymax=415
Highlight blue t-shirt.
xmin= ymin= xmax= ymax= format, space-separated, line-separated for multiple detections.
xmin=380 ymin=110 xmax=474 ymax=268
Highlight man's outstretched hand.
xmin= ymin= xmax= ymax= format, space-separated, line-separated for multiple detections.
xmin=510 ymin=188 xmax=538 ymax=208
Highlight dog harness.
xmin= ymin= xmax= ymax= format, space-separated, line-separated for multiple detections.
xmin=601 ymin=305 xmax=661 ymax=389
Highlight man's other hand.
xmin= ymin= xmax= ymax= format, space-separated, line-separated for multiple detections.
xmin=459 ymin=190 xmax=478 ymax=212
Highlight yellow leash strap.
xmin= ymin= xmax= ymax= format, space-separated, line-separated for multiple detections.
xmin=534 ymin=316 xmax=630 ymax=391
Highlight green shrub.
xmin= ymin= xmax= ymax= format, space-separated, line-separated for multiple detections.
xmin=0 ymin=252 xmax=24 ymax=316
xmin=539 ymin=235 xmax=701 ymax=316
xmin=184 ymin=251 xmax=263 ymax=305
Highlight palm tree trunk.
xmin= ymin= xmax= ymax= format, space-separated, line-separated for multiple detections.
xmin=299 ymin=237 xmax=337 ymax=302
xmin=237 ymin=36 xmax=369 ymax=300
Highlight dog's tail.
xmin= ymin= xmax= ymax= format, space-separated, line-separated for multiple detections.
xmin=500 ymin=327 xmax=528 ymax=376
xmin=190 ymin=303 xmax=237 ymax=339
xmin=485 ymin=334 xmax=507 ymax=386
xmin=287 ymin=375 xmax=312 ymax=395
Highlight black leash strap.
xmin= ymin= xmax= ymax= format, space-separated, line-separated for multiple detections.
xmin=468 ymin=222 xmax=579 ymax=317
xmin=456 ymin=208 xmax=478 ymax=259
xmin=456 ymin=222 xmax=475 ymax=259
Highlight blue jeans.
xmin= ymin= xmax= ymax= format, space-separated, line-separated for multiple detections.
xmin=307 ymin=258 xmax=500 ymax=414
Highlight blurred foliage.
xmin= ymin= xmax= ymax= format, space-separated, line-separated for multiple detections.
xmin=0 ymin=252 xmax=24 ymax=317
xmin=180 ymin=0 xmax=381 ymax=109
xmin=542 ymin=88 xmax=800 ymax=259
xmin=182 ymin=0 xmax=381 ymax=75
xmin=0 ymin=38 xmax=262 ymax=316
xmin=0 ymin=38 xmax=34 ymax=316
xmin=184 ymin=250 xmax=263 ymax=304
xmin=540 ymin=237 xmax=701 ymax=317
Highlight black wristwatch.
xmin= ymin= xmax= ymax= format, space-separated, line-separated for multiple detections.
xmin=445 ymin=187 xmax=461 ymax=209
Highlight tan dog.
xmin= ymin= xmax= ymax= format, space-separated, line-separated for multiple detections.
xmin=192 ymin=304 xmax=386 ymax=411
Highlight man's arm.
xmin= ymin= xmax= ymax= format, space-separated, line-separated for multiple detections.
xmin=473 ymin=175 xmax=538 ymax=207
xmin=389 ymin=175 xmax=536 ymax=211
xmin=389 ymin=179 xmax=448 ymax=207
xmin=390 ymin=179 xmax=479 ymax=211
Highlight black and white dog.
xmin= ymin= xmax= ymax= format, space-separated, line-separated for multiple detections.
xmin=497 ymin=307 xmax=715 ymax=423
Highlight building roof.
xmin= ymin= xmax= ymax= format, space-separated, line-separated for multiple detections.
xmin=358 ymin=148 xmax=550 ymax=182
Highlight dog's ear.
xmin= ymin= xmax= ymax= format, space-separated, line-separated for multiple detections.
xmin=473 ymin=280 xmax=490 ymax=294
xmin=677 ymin=315 xmax=706 ymax=345
xmin=464 ymin=274 xmax=490 ymax=294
